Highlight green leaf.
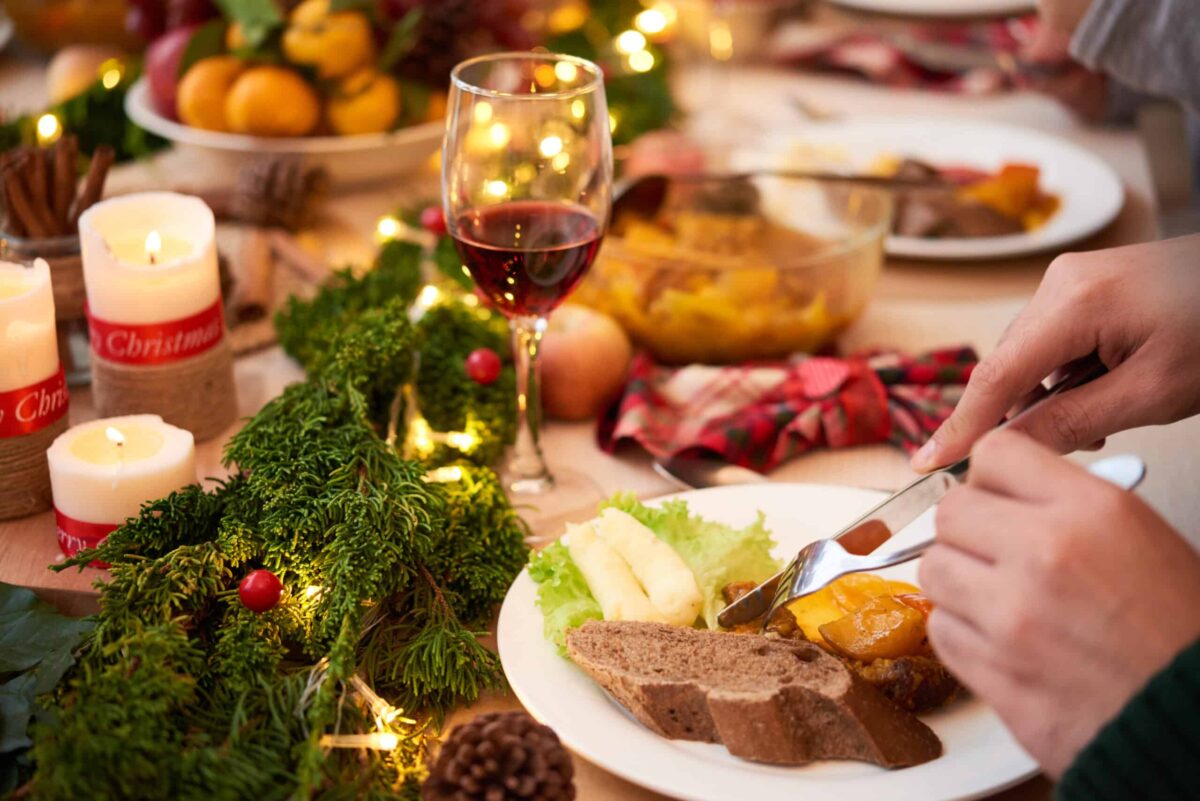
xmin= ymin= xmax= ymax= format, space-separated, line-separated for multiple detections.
xmin=214 ymin=0 xmax=282 ymax=48
xmin=380 ymin=9 xmax=423 ymax=72
xmin=177 ymin=19 xmax=228 ymax=78
xmin=527 ymin=541 xmax=602 ymax=654
xmin=0 ymin=674 xmax=35 ymax=753
xmin=0 ymin=585 xmax=93 ymax=674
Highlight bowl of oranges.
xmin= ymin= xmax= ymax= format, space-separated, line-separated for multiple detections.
xmin=123 ymin=0 xmax=522 ymax=188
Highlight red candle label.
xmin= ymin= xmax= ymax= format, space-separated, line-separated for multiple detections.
xmin=55 ymin=509 xmax=117 ymax=567
xmin=0 ymin=367 xmax=69 ymax=439
xmin=87 ymin=298 xmax=225 ymax=366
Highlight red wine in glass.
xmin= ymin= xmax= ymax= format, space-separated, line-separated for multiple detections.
xmin=453 ymin=200 xmax=602 ymax=318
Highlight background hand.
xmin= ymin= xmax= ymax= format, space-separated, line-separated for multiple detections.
xmin=920 ymin=430 xmax=1200 ymax=776
xmin=912 ymin=234 xmax=1200 ymax=471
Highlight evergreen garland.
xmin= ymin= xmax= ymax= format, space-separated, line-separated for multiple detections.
xmin=21 ymin=296 xmax=529 ymax=800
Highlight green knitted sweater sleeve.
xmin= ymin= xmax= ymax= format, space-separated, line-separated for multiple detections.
xmin=1057 ymin=638 xmax=1200 ymax=801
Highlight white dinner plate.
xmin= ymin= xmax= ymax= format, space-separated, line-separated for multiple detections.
xmin=124 ymin=78 xmax=443 ymax=189
xmin=824 ymin=0 xmax=1035 ymax=17
xmin=737 ymin=118 xmax=1124 ymax=261
xmin=497 ymin=483 xmax=1039 ymax=801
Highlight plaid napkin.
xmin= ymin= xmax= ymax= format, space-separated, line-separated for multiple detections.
xmin=599 ymin=348 xmax=977 ymax=472
xmin=774 ymin=16 xmax=1039 ymax=95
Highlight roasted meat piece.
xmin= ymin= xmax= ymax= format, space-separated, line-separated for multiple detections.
xmin=721 ymin=581 xmax=805 ymax=639
xmin=848 ymin=655 xmax=963 ymax=714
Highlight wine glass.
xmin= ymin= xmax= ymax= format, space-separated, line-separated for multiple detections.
xmin=443 ymin=53 xmax=612 ymax=496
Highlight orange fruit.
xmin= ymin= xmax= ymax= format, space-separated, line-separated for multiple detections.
xmin=225 ymin=66 xmax=321 ymax=137
xmin=326 ymin=69 xmax=401 ymax=135
xmin=282 ymin=0 xmax=375 ymax=80
xmin=176 ymin=56 xmax=245 ymax=132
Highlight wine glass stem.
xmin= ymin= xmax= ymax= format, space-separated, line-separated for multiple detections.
xmin=508 ymin=314 xmax=553 ymax=493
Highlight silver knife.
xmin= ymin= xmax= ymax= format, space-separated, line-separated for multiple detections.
xmin=653 ymin=456 xmax=768 ymax=491
xmin=717 ymin=358 xmax=1109 ymax=629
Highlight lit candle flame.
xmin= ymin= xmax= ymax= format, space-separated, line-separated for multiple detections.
xmin=145 ymin=231 xmax=162 ymax=264
xmin=36 ymin=114 xmax=62 ymax=146
xmin=105 ymin=427 xmax=125 ymax=447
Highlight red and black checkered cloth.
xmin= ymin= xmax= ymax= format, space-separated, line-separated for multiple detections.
xmin=599 ymin=348 xmax=977 ymax=472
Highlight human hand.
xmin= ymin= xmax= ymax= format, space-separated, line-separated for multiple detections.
xmin=920 ymin=430 xmax=1200 ymax=776
xmin=1037 ymin=0 xmax=1093 ymax=34
xmin=912 ymin=234 xmax=1200 ymax=472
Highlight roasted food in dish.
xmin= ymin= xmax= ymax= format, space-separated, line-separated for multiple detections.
xmin=890 ymin=159 xmax=1059 ymax=239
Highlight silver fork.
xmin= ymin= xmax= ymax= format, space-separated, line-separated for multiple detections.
xmin=760 ymin=453 xmax=1147 ymax=629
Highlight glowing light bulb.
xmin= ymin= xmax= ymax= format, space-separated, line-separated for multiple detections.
xmin=145 ymin=231 xmax=163 ymax=264
xmin=446 ymin=432 xmax=478 ymax=451
xmin=628 ymin=50 xmax=655 ymax=73
xmin=709 ymin=21 xmax=733 ymax=61
xmin=635 ymin=9 xmax=668 ymax=35
xmin=554 ymin=61 xmax=578 ymax=83
xmin=570 ymin=98 xmax=586 ymax=120
xmin=485 ymin=180 xmax=509 ymax=198
xmin=376 ymin=215 xmax=402 ymax=240
xmin=100 ymin=59 xmax=123 ymax=90
xmin=424 ymin=466 xmax=464 ymax=483
xmin=609 ymin=112 xmax=619 ymax=134
xmin=551 ymin=152 xmax=571 ymax=172
xmin=304 ymin=585 xmax=324 ymax=598
xmin=35 ymin=114 xmax=62 ymax=146
xmin=488 ymin=122 xmax=511 ymax=148
xmin=538 ymin=135 xmax=564 ymax=158
xmin=615 ymin=30 xmax=647 ymax=55
xmin=473 ymin=102 xmax=493 ymax=123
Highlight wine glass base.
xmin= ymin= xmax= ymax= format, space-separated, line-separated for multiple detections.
xmin=502 ymin=464 xmax=607 ymax=543
xmin=508 ymin=473 xmax=555 ymax=495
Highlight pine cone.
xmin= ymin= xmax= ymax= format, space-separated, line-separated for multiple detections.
xmin=230 ymin=158 xmax=327 ymax=231
xmin=422 ymin=712 xmax=575 ymax=801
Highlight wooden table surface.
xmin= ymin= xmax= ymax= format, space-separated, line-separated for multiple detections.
xmin=2 ymin=47 xmax=1196 ymax=801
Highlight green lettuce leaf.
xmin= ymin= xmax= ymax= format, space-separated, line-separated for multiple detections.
xmin=527 ymin=494 xmax=782 ymax=652
xmin=602 ymin=493 xmax=780 ymax=628
xmin=527 ymin=541 xmax=602 ymax=654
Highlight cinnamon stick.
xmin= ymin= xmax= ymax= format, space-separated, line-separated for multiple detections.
xmin=52 ymin=137 xmax=78 ymax=232
xmin=4 ymin=169 xmax=50 ymax=239
xmin=228 ymin=228 xmax=275 ymax=323
xmin=68 ymin=144 xmax=114 ymax=227
xmin=19 ymin=151 xmax=59 ymax=237
xmin=268 ymin=229 xmax=329 ymax=284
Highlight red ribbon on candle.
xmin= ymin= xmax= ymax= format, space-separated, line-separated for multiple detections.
xmin=0 ymin=367 xmax=69 ymax=439
xmin=86 ymin=298 xmax=226 ymax=366
xmin=55 ymin=509 xmax=117 ymax=567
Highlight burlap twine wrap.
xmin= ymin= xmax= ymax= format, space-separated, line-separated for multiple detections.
xmin=91 ymin=338 xmax=238 ymax=442
xmin=0 ymin=416 xmax=68 ymax=520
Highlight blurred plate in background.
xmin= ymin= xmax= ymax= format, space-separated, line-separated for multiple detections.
xmin=824 ymin=0 xmax=1036 ymax=17
xmin=739 ymin=118 xmax=1124 ymax=261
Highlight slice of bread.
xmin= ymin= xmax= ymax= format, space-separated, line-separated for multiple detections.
xmin=565 ymin=620 xmax=942 ymax=768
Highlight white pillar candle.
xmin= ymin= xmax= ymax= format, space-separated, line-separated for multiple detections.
xmin=0 ymin=259 xmax=59 ymax=392
xmin=47 ymin=414 xmax=195 ymax=560
xmin=78 ymin=192 xmax=219 ymax=324
xmin=0 ymin=259 xmax=68 ymax=442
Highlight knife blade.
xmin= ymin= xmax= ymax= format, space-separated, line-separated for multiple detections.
xmin=653 ymin=456 xmax=768 ymax=491
xmin=715 ymin=461 xmax=966 ymax=628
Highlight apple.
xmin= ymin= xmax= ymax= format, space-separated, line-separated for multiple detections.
xmin=145 ymin=25 xmax=198 ymax=120
xmin=541 ymin=304 xmax=633 ymax=421
xmin=46 ymin=45 xmax=126 ymax=104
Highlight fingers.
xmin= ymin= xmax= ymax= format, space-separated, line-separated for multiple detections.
xmin=911 ymin=315 xmax=1094 ymax=471
xmin=965 ymin=429 xmax=1084 ymax=502
xmin=933 ymin=485 xmax=1030 ymax=561
xmin=919 ymin=543 xmax=997 ymax=621
xmin=1005 ymin=360 xmax=1152 ymax=453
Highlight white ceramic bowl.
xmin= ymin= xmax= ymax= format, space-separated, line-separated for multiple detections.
xmin=124 ymin=78 xmax=443 ymax=190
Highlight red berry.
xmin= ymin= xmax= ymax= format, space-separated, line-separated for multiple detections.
xmin=420 ymin=205 xmax=447 ymax=236
xmin=465 ymin=347 xmax=502 ymax=385
xmin=238 ymin=569 xmax=283 ymax=613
